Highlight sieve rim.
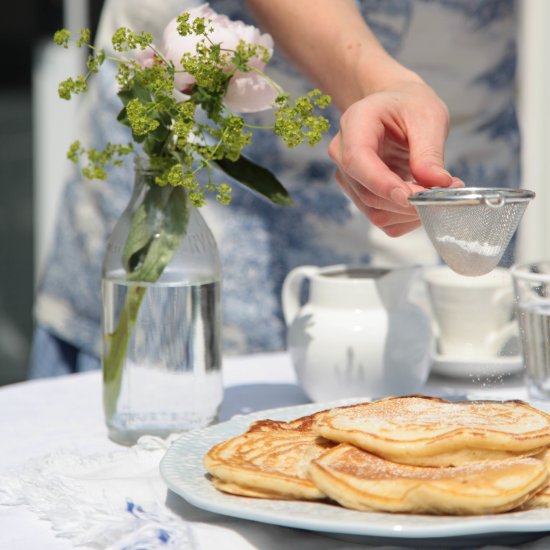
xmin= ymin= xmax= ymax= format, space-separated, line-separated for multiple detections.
xmin=408 ymin=187 xmax=535 ymax=206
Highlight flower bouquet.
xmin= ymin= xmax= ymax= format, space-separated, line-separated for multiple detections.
xmin=55 ymin=3 xmax=330 ymax=441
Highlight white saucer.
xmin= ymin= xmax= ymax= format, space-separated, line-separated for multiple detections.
xmin=431 ymin=352 xmax=523 ymax=378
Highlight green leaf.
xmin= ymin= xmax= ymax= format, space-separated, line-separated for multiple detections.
xmin=118 ymin=81 xmax=152 ymax=106
xmin=190 ymin=82 xmax=229 ymax=120
xmin=143 ymin=110 xmax=173 ymax=156
xmin=116 ymin=105 xmax=130 ymax=127
xmin=122 ymin=184 xmax=189 ymax=282
xmin=214 ymin=155 xmax=294 ymax=206
xmin=149 ymin=111 xmax=172 ymax=142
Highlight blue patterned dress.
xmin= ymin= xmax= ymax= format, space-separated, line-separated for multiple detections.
xmin=30 ymin=0 xmax=519 ymax=376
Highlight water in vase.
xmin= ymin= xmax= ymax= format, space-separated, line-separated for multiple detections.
xmin=102 ymin=273 xmax=222 ymax=444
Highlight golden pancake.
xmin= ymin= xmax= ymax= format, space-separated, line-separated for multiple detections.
xmin=311 ymin=396 xmax=550 ymax=466
xmin=309 ymin=443 xmax=548 ymax=515
xmin=210 ymin=477 xmax=285 ymax=499
xmin=247 ymin=411 xmax=322 ymax=433
xmin=522 ymin=449 xmax=550 ymax=509
xmin=522 ymin=484 xmax=550 ymax=509
xmin=204 ymin=414 xmax=335 ymax=500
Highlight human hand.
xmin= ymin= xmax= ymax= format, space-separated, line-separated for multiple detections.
xmin=328 ymin=80 xmax=464 ymax=237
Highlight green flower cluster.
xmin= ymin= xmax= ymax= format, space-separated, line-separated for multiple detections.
xmin=54 ymin=14 xmax=331 ymax=208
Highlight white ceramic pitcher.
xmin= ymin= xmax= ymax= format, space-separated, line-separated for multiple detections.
xmin=282 ymin=264 xmax=433 ymax=402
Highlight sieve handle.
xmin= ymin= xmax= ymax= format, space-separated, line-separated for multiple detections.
xmin=483 ymin=193 xmax=505 ymax=208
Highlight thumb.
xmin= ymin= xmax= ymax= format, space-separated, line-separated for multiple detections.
xmin=408 ymin=122 xmax=453 ymax=188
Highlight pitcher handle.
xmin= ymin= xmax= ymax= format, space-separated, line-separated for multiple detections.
xmin=281 ymin=265 xmax=319 ymax=325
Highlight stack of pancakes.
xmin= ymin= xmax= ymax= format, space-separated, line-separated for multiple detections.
xmin=203 ymin=395 xmax=550 ymax=515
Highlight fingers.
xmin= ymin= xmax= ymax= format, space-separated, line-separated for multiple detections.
xmin=406 ymin=95 xmax=453 ymax=188
xmin=335 ymin=168 xmax=421 ymax=236
xmin=328 ymin=111 xmax=413 ymax=206
xmin=450 ymin=176 xmax=465 ymax=188
xmin=382 ymin=219 xmax=423 ymax=237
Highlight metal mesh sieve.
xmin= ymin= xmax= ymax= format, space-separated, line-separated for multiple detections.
xmin=408 ymin=187 xmax=535 ymax=276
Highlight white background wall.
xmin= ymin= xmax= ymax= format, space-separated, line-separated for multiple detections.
xmin=517 ymin=0 xmax=550 ymax=263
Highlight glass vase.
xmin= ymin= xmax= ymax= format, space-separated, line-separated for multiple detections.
xmin=101 ymin=160 xmax=223 ymax=445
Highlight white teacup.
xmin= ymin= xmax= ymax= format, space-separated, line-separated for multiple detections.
xmin=424 ymin=266 xmax=518 ymax=359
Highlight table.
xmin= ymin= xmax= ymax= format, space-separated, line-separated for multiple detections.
xmin=0 ymin=352 xmax=544 ymax=549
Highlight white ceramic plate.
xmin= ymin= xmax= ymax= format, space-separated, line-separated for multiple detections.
xmin=160 ymin=399 xmax=550 ymax=546
xmin=431 ymin=352 xmax=523 ymax=378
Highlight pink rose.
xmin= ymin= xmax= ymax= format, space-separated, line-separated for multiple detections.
xmin=161 ymin=3 xmax=278 ymax=113
xmin=136 ymin=47 xmax=156 ymax=69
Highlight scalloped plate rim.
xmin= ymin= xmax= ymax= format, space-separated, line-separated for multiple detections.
xmin=159 ymin=397 xmax=550 ymax=541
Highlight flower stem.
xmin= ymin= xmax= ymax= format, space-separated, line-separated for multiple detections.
xmin=103 ymin=284 xmax=147 ymax=420
xmin=102 ymin=180 xmax=189 ymax=424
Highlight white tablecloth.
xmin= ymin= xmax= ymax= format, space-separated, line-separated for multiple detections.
xmin=0 ymin=352 xmax=547 ymax=550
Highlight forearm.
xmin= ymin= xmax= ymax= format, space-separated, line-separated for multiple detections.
xmin=246 ymin=0 xmax=423 ymax=111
